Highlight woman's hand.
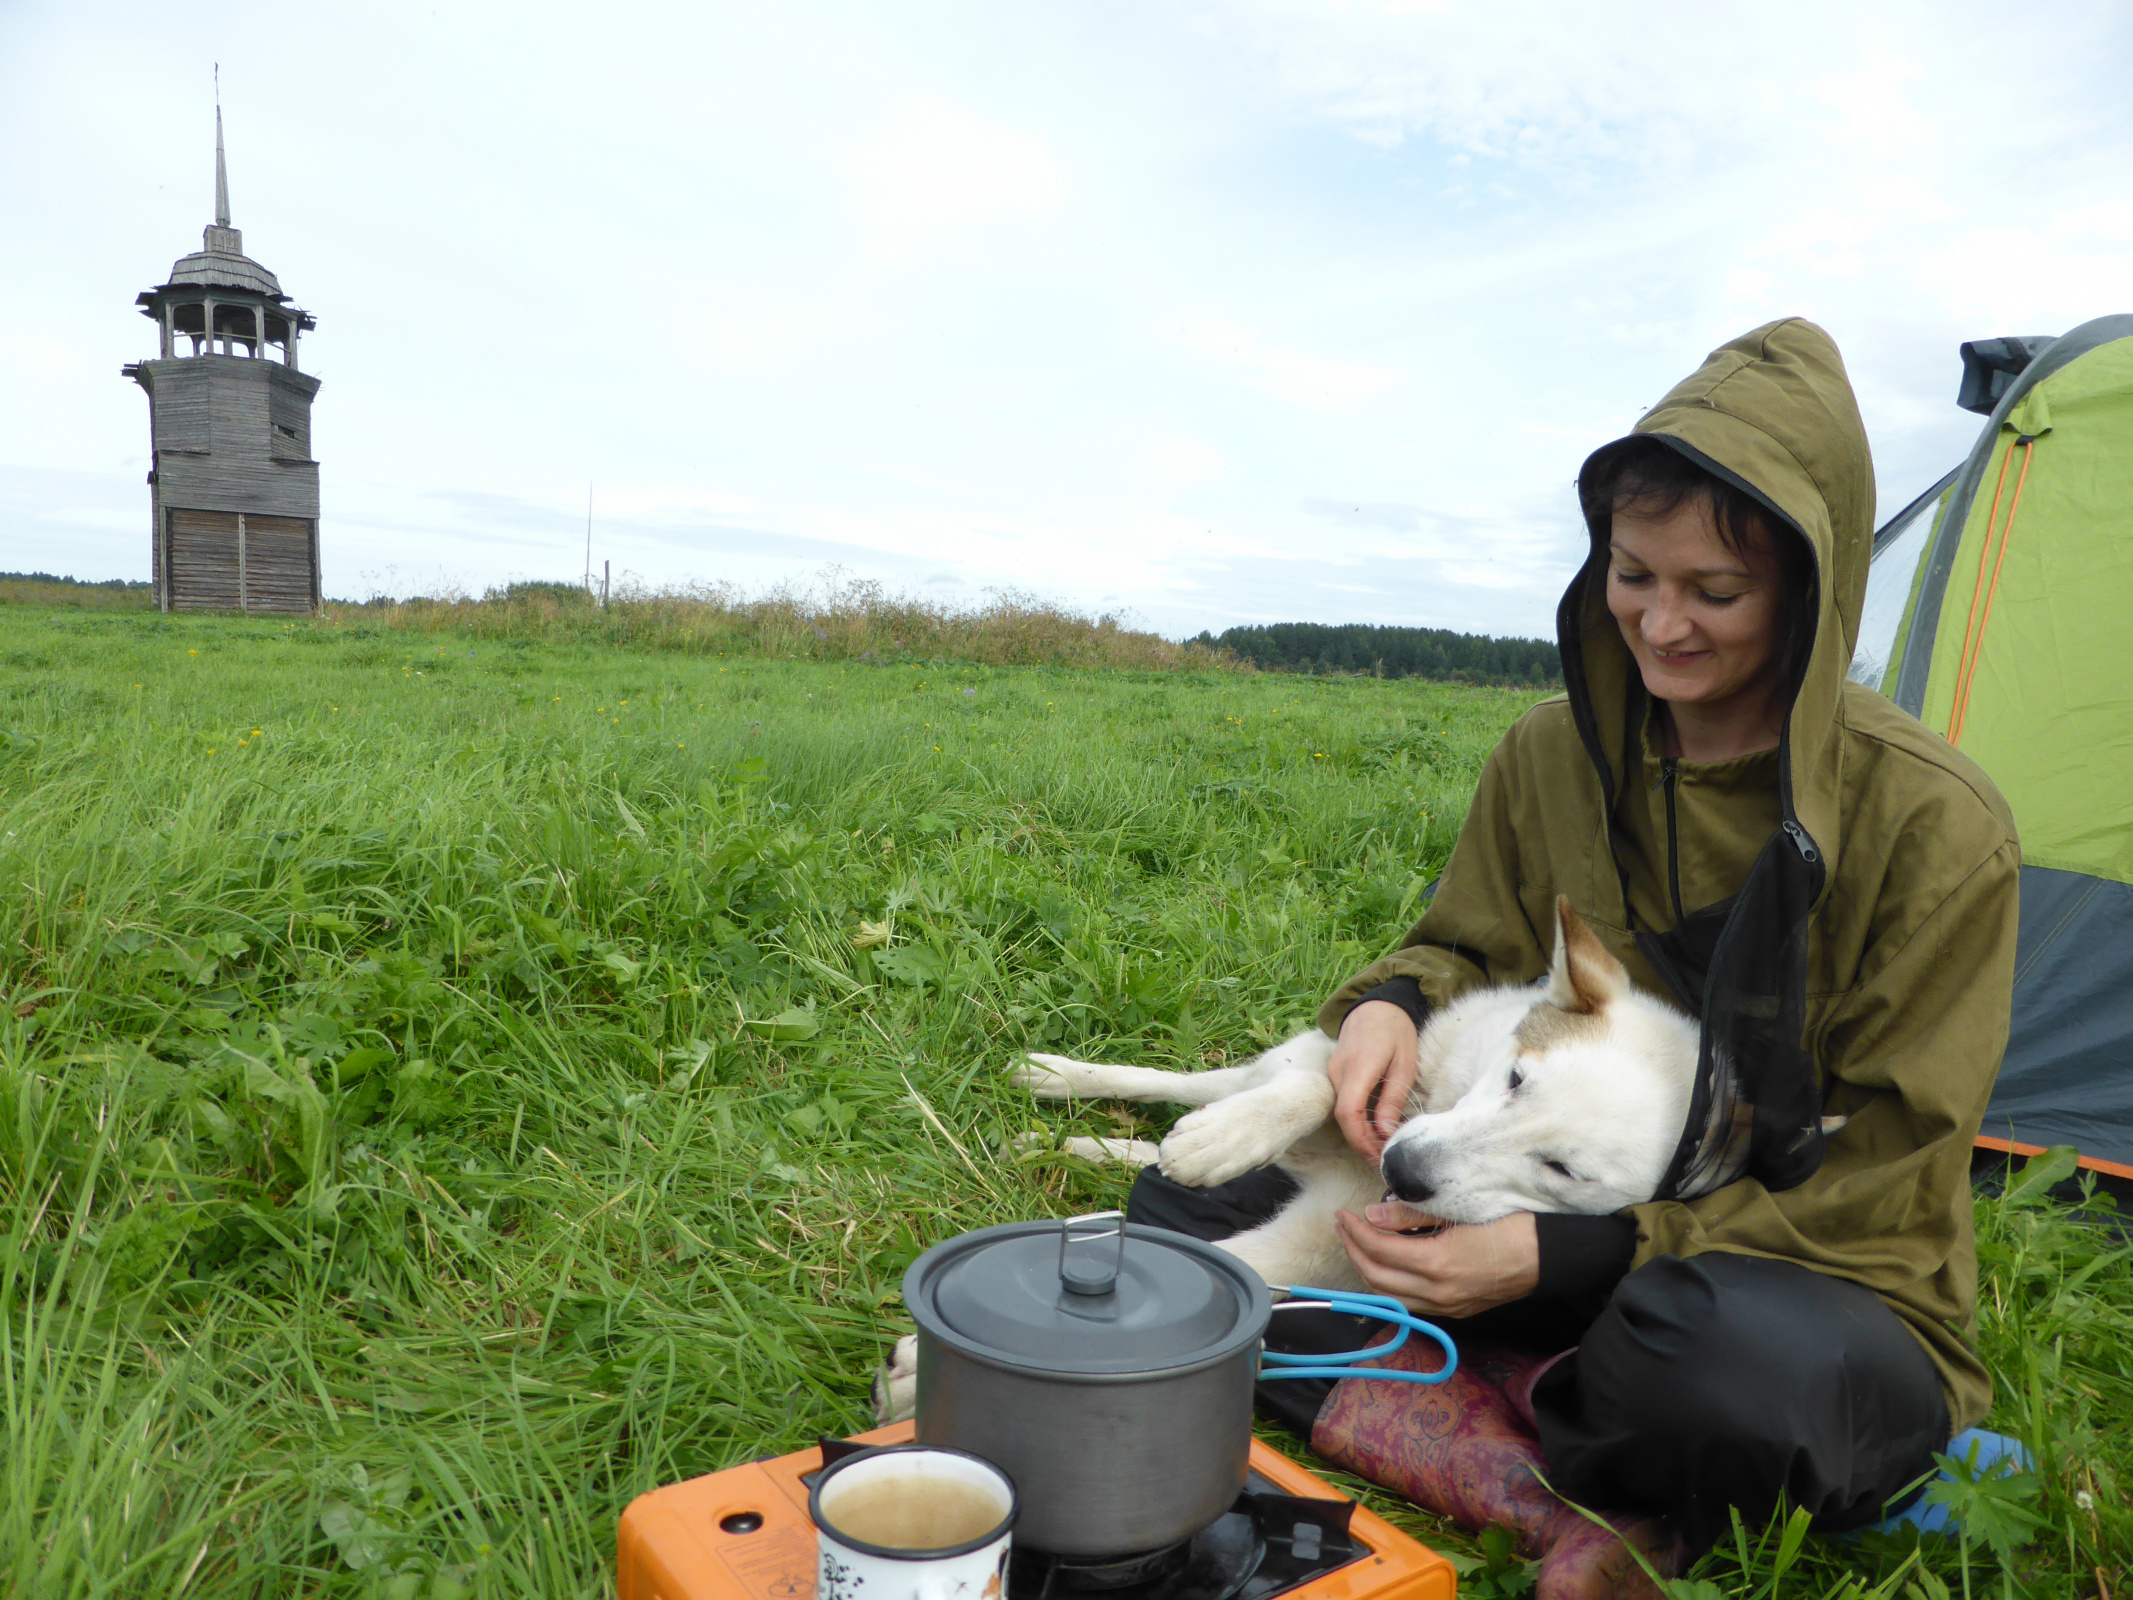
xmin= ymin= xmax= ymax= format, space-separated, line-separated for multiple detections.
xmin=1333 ymin=1204 xmax=1540 ymax=1320
xmin=1327 ymin=1000 xmax=1420 ymax=1160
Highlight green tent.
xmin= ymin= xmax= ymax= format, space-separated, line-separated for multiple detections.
xmin=1850 ymin=314 xmax=2133 ymax=1178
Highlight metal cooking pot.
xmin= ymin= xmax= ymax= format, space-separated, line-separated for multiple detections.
xmin=901 ymin=1210 xmax=1271 ymax=1558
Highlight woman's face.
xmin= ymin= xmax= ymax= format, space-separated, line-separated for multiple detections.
xmin=1605 ymin=496 xmax=1788 ymax=720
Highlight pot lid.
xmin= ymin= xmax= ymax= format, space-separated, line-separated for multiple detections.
xmin=903 ymin=1212 xmax=1270 ymax=1377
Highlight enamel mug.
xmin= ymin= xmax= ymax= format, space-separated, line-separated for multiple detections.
xmin=809 ymin=1444 xmax=1017 ymax=1600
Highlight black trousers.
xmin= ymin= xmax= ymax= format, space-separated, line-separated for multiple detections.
xmin=1127 ymin=1167 xmax=1951 ymax=1549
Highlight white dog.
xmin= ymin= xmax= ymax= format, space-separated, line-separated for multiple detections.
xmin=873 ymin=898 xmax=1715 ymax=1422
xmin=1006 ymin=896 xmax=1706 ymax=1293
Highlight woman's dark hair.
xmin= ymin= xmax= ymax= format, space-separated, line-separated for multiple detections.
xmin=1578 ymin=437 xmax=1783 ymax=560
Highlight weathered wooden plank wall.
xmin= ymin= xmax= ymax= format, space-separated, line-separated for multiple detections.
xmin=142 ymin=355 xmax=321 ymax=522
xmin=151 ymin=363 xmax=214 ymax=452
xmin=241 ymin=514 xmax=315 ymax=612
xmin=167 ymin=508 xmax=243 ymax=610
xmin=164 ymin=508 xmax=318 ymax=614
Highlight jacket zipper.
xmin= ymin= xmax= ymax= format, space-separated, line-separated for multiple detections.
xmin=1783 ymin=819 xmax=1821 ymax=864
xmin=1662 ymin=757 xmax=1685 ymax=924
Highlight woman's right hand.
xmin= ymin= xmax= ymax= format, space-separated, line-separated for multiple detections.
xmin=1328 ymin=1000 xmax=1421 ymax=1162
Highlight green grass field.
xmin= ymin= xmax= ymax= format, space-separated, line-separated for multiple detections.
xmin=1 ymin=606 xmax=2124 ymax=1599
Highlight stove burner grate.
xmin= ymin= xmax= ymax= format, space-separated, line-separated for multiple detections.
xmin=1008 ymin=1476 xmax=1359 ymax=1600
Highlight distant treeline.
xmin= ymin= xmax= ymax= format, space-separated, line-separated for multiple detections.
xmin=0 ymin=572 xmax=152 ymax=591
xmin=1191 ymin=622 xmax=1560 ymax=687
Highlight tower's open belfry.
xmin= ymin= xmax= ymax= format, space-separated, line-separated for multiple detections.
xmin=124 ymin=105 xmax=321 ymax=612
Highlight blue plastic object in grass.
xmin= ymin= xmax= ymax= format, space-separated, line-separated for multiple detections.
xmin=1858 ymin=1429 xmax=2034 ymax=1537
xmin=1258 ymin=1286 xmax=1459 ymax=1385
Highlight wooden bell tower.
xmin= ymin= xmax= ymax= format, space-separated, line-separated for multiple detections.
xmin=123 ymin=101 xmax=322 ymax=613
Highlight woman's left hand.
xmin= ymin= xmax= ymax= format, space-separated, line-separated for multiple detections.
xmin=1333 ymin=1204 xmax=1540 ymax=1319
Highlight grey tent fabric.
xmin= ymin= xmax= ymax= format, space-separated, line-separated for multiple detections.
xmin=1982 ymin=865 xmax=2133 ymax=1169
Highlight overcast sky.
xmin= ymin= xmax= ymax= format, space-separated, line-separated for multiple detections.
xmin=4 ymin=2 xmax=2130 ymax=639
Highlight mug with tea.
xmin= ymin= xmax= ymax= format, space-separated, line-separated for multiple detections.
xmin=808 ymin=1444 xmax=1017 ymax=1600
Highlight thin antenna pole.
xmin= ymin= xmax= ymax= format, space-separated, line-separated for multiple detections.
xmin=585 ymin=483 xmax=593 ymax=595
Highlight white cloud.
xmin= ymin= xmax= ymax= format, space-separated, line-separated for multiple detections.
xmin=1178 ymin=320 xmax=1401 ymax=411
xmin=853 ymin=100 xmax=1069 ymax=248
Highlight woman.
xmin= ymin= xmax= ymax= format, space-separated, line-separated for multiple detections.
xmin=1127 ymin=320 xmax=2020 ymax=1598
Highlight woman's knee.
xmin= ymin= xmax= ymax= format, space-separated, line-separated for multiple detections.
xmin=1538 ymin=1252 xmax=1948 ymax=1540
xmin=1581 ymin=1252 xmax=1934 ymax=1429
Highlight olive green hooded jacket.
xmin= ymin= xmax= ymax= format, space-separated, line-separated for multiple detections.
xmin=1319 ymin=320 xmax=2020 ymax=1427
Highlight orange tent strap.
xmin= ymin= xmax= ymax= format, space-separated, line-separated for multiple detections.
xmin=1950 ymin=438 xmax=2037 ymax=747
xmin=1975 ymin=1133 xmax=2133 ymax=1185
xmin=1946 ymin=441 xmax=2017 ymax=742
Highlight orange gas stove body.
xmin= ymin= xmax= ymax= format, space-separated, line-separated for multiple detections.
xmin=618 ymin=1421 xmax=1456 ymax=1600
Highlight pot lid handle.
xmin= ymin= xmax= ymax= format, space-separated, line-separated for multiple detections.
xmin=1057 ymin=1209 xmax=1125 ymax=1296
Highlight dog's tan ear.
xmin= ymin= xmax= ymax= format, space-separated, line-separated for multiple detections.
xmin=1547 ymin=894 xmax=1629 ymax=1015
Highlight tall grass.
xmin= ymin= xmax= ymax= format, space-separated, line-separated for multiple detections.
xmin=0 ymin=603 xmax=2123 ymax=1599
xmin=329 ymin=575 xmax=1237 ymax=674
xmin=3 ymin=571 xmax=1236 ymax=670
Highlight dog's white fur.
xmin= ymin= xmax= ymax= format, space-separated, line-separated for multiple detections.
xmin=873 ymin=899 xmax=1715 ymax=1423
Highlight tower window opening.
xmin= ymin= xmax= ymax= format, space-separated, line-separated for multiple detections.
xmin=212 ymin=304 xmax=260 ymax=356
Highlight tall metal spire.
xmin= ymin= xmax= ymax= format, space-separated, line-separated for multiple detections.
xmin=214 ymin=66 xmax=230 ymax=226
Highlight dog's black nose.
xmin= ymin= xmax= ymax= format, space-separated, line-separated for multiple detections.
xmin=1381 ymin=1141 xmax=1437 ymax=1204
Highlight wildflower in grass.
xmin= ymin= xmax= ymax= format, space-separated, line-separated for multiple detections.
xmin=188 ymin=649 xmax=198 ymax=655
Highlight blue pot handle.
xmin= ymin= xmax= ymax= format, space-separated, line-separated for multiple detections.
xmin=1257 ymin=1285 xmax=1458 ymax=1385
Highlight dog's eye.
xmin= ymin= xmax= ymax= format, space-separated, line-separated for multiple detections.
xmin=1543 ymin=1158 xmax=1575 ymax=1179
xmin=1507 ymin=1068 xmax=1525 ymax=1092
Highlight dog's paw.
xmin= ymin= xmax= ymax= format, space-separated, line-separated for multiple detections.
xmin=1158 ymin=1102 xmax=1289 ymax=1189
xmin=1010 ymin=1053 xmax=1100 ymax=1099
xmin=871 ymin=1333 xmax=919 ymax=1425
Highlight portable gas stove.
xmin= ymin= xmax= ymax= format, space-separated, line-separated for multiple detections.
xmin=618 ymin=1420 xmax=1456 ymax=1600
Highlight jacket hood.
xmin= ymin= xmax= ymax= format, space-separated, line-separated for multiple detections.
xmin=1557 ymin=318 xmax=1875 ymax=1199
xmin=1560 ymin=318 xmax=1874 ymax=878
